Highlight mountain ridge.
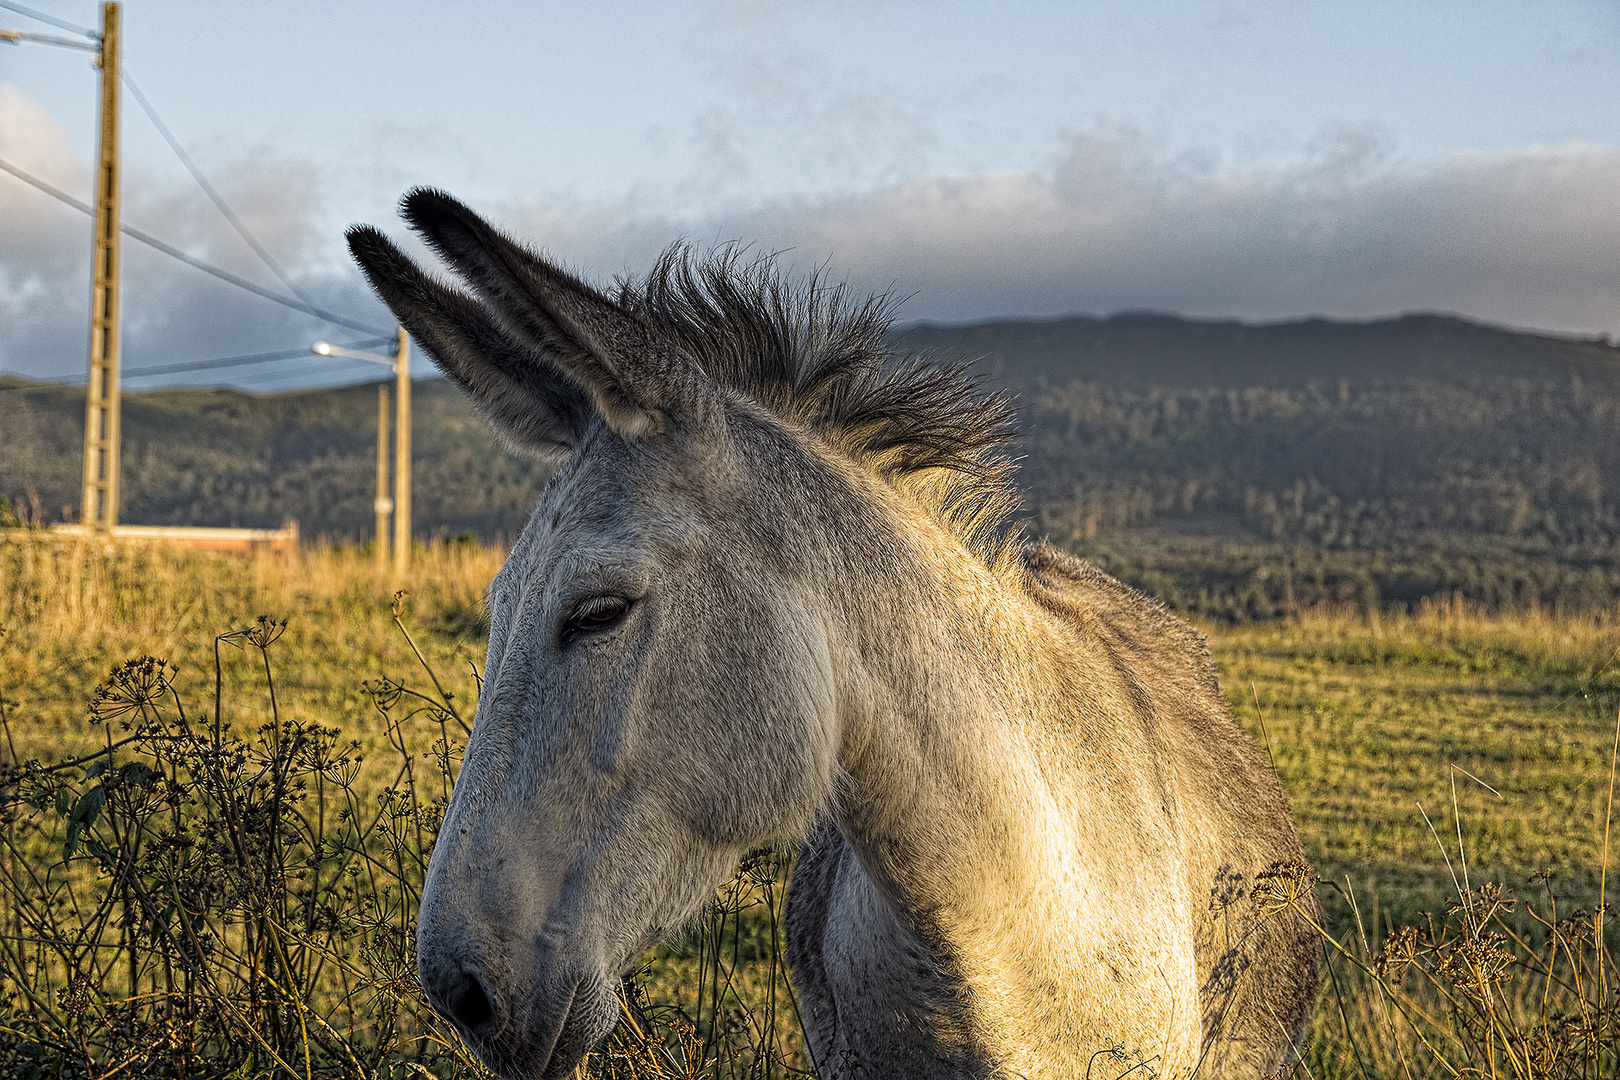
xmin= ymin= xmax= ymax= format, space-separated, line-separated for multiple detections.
xmin=896 ymin=309 xmax=1620 ymax=390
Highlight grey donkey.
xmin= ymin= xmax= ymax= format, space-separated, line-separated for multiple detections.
xmin=346 ymin=189 xmax=1322 ymax=1080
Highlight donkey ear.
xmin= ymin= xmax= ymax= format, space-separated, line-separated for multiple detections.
xmin=398 ymin=188 xmax=708 ymax=439
xmin=346 ymin=226 xmax=593 ymax=461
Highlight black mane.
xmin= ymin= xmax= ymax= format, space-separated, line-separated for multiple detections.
xmin=618 ymin=247 xmax=1022 ymax=563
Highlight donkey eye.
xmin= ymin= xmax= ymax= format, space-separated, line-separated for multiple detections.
xmin=561 ymin=596 xmax=630 ymax=644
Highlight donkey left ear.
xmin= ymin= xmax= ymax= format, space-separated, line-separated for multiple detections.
xmin=397 ymin=188 xmax=709 ymax=439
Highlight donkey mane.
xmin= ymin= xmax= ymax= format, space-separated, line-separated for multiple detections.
xmin=616 ymin=247 xmax=1022 ymax=563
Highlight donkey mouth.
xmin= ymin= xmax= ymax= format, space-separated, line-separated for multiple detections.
xmin=476 ymin=977 xmax=616 ymax=1080
xmin=540 ymin=984 xmax=615 ymax=1080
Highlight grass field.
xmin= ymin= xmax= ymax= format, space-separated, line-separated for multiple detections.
xmin=1219 ymin=605 xmax=1620 ymax=922
xmin=0 ymin=534 xmax=497 ymax=766
xmin=0 ymin=535 xmax=1614 ymax=1078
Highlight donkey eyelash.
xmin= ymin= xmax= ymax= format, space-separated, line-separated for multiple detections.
xmin=560 ymin=596 xmax=632 ymax=645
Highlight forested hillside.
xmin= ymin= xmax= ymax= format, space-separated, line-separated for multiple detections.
xmin=896 ymin=312 xmax=1620 ymax=617
xmin=0 ymin=378 xmax=552 ymax=540
xmin=7 ymin=311 xmax=1620 ymax=617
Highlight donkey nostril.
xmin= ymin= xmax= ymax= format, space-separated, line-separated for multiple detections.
xmin=447 ymin=973 xmax=495 ymax=1032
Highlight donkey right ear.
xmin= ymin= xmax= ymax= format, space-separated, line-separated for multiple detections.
xmin=346 ymin=226 xmax=593 ymax=461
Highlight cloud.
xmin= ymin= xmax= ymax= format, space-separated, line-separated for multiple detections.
xmin=5 ymin=93 xmax=1620 ymax=389
xmin=719 ymin=126 xmax=1620 ymax=333
xmin=0 ymin=83 xmax=82 ymax=189
xmin=1 ymin=87 xmax=96 ymax=378
xmin=0 ymin=85 xmax=392 ymax=385
xmin=491 ymin=124 xmax=1620 ymax=338
xmin=0 ymin=85 xmax=89 ymax=312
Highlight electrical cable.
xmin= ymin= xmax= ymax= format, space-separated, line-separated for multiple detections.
xmin=122 ymin=69 xmax=326 ymax=312
xmin=122 ymin=350 xmax=308 ymax=378
xmin=0 ymin=27 xmax=97 ymax=49
xmin=230 ymin=358 xmax=391 ymax=390
xmin=0 ymin=155 xmax=390 ymax=335
xmin=7 ymin=354 xmax=391 ymax=388
xmin=123 ymin=337 xmax=393 ymax=379
xmin=4 ymin=338 xmax=392 ymax=385
xmin=1 ymin=16 xmax=397 ymax=391
xmin=0 ymin=0 xmax=94 ymax=37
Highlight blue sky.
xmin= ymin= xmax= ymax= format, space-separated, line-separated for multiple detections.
xmin=2 ymin=0 xmax=1619 ymax=388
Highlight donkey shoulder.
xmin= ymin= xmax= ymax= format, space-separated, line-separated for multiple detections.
xmin=1020 ymin=540 xmax=1221 ymax=700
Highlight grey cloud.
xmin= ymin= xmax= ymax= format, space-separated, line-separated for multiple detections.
xmin=1 ymin=86 xmax=93 ymax=365
xmin=724 ymin=129 xmax=1620 ymax=333
xmin=7 ymin=100 xmax=1620 ymax=389
xmin=492 ymin=126 xmax=1620 ymax=339
xmin=0 ymin=86 xmax=392 ymax=384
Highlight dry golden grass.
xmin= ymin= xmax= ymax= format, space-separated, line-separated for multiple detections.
xmin=0 ymin=534 xmax=806 ymax=1079
xmin=1214 ymin=601 xmax=1620 ymax=1079
xmin=0 ymin=535 xmax=497 ymax=771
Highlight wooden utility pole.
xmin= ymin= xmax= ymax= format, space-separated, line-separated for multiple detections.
xmin=375 ymin=383 xmax=392 ymax=568
xmin=393 ymin=329 xmax=411 ymax=577
xmin=311 ymin=332 xmax=411 ymax=576
xmin=80 ymin=1 xmax=121 ymax=532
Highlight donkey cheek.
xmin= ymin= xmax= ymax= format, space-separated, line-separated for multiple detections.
xmin=588 ymin=715 xmax=629 ymax=774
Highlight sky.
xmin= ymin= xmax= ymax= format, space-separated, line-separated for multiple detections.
xmin=1 ymin=0 xmax=1618 ymax=390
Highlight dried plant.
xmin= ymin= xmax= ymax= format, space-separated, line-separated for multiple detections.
xmin=0 ymin=595 xmax=806 ymax=1079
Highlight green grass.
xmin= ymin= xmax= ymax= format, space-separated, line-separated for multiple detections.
xmin=1215 ymin=605 xmax=1620 ymax=928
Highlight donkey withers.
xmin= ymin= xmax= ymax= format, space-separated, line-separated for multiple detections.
xmin=348 ymin=190 xmax=1321 ymax=1080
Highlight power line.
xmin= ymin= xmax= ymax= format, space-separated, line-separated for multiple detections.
xmin=16 ymin=361 xmax=389 ymax=389
xmin=0 ymin=154 xmax=390 ymax=335
xmin=121 ymin=338 xmax=393 ymax=380
xmin=0 ymin=26 xmax=97 ymax=49
xmin=231 ymin=358 xmax=392 ymax=390
xmin=123 ymin=337 xmax=393 ymax=378
xmin=0 ymin=0 xmax=95 ymax=37
xmin=11 ymin=348 xmax=394 ymax=388
xmin=0 ymin=7 xmax=398 ymax=398
xmin=6 ymin=340 xmax=398 ymax=386
xmin=122 ymin=69 xmax=325 ymax=312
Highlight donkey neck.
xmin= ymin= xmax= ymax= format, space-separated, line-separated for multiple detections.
xmin=822 ymin=483 xmax=1090 ymax=924
xmin=813 ymin=479 xmax=1201 ymax=1074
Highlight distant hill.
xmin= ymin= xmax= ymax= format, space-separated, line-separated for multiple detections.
xmin=897 ymin=311 xmax=1620 ymax=390
xmin=0 ymin=378 xmax=552 ymax=540
xmin=7 ymin=311 xmax=1620 ymax=618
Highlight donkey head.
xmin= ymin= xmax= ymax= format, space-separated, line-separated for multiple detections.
xmin=348 ymin=191 xmax=843 ymax=1079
